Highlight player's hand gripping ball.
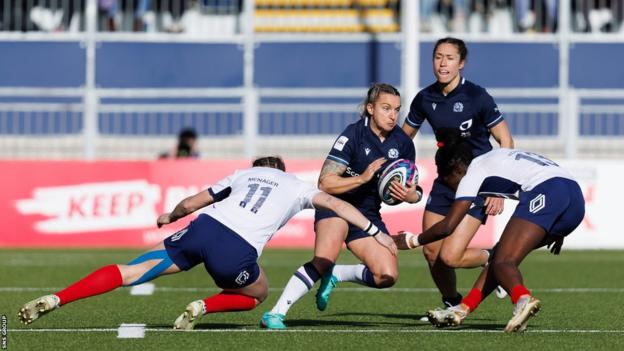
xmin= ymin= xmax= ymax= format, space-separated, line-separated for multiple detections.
xmin=377 ymin=159 xmax=418 ymax=205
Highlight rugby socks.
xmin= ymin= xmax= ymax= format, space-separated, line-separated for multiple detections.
xmin=461 ymin=288 xmax=483 ymax=312
xmin=510 ymin=285 xmax=531 ymax=304
xmin=442 ymin=293 xmax=463 ymax=307
xmin=271 ymin=262 xmax=321 ymax=315
xmin=332 ymin=264 xmax=376 ymax=287
xmin=55 ymin=265 xmax=123 ymax=305
xmin=202 ymin=292 xmax=256 ymax=314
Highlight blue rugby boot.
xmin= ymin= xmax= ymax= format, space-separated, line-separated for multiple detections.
xmin=315 ymin=273 xmax=338 ymax=311
xmin=260 ymin=312 xmax=286 ymax=330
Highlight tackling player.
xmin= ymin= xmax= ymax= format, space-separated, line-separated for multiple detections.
xmin=18 ymin=156 xmax=397 ymax=330
xmin=396 ymin=129 xmax=585 ymax=332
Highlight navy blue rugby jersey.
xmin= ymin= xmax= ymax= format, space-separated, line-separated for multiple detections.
xmin=325 ymin=117 xmax=416 ymax=217
xmin=405 ymin=77 xmax=504 ymax=157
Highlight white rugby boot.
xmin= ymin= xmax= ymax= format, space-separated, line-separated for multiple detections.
xmin=504 ymin=295 xmax=541 ymax=333
xmin=426 ymin=304 xmax=468 ymax=328
xmin=173 ymin=300 xmax=205 ymax=330
xmin=18 ymin=294 xmax=60 ymax=325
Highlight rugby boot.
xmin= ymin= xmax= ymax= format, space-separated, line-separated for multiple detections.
xmin=18 ymin=294 xmax=60 ymax=325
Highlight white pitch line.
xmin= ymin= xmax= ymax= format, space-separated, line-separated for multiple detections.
xmin=3 ymin=287 xmax=624 ymax=293
xmin=8 ymin=328 xmax=624 ymax=334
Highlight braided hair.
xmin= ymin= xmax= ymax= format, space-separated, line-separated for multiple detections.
xmin=434 ymin=128 xmax=474 ymax=179
xmin=252 ymin=156 xmax=286 ymax=172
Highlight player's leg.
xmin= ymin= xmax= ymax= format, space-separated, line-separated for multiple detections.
xmin=346 ymin=235 xmax=399 ymax=288
xmin=492 ymin=217 xmax=545 ymax=333
xmin=18 ymin=242 xmax=181 ymax=325
xmin=262 ymin=217 xmax=347 ymax=328
xmin=173 ymin=214 xmax=266 ymax=330
xmin=175 ymin=268 xmax=267 ymax=331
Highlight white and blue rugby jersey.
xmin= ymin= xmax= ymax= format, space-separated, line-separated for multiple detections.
xmin=456 ymin=149 xmax=575 ymax=202
xmin=406 ymin=77 xmax=503 ymax=157
xmin=205 ymin=167 xmax=320 ymax=255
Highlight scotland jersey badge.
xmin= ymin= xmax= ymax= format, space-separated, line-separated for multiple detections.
xmin=453 ymin=102 xmax=464 ymax=112
xmin=388 ymin=148 xmax=399 ymax=159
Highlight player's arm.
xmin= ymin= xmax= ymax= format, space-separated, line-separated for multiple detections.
xmin=394 ymin=200 xmax=471 ymax=249
xmin=318 ymin=157 xmax=385 ymax=195
xmin=486 ymin=122 xmax=513 ymax=215
xmin=401 ymin=123 xmax=420 ymax=139
xmin=312 ymin=192 xmax=397 ymax=255
xmin=157 ymin=191 xmax=214 ymax=228
xmin=490 ymin=120 xmax=514 ymax=148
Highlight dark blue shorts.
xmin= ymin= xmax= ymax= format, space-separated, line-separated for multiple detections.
xmin=164 ymin=214 xmax=260 ymax=289
xmin=314 ymin=209 xmax=389 ymax=244
xmin=425 ymin=178 xmax=488 ymax=223
xmin=513 ymin=177 xmax=585 ymax=237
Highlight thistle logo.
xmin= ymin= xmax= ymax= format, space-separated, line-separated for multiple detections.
xmin=529 ymin=194 xmax=546 ymax=213
xmin=388 ymin=148 xmax=399 ymax=159
xmin=235 ymin=270 xmax=250 ymax=285
xmin=453 ymin=102 xmax=464 ymax=112
xmin=15 ymin=180 xmax=160 ymax=234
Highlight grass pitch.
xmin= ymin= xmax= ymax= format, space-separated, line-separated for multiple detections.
xmin=1 ymin=249 xmax=624 ymax=350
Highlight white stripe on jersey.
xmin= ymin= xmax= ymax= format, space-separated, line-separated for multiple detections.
xmin=204 ymin=167 xmax=320 ymax=256
xmin=456 ymin=148 xmax=575 ymax=200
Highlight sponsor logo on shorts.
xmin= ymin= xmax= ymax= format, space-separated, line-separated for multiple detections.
xmin=235 ymin=270 xmax=250 ymax=285
xmin=529 ymin=194 xmax=546 ymax=213
xmin=170 ymin=228 xmax=188 ymax=242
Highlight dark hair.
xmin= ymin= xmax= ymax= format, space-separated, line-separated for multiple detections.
xmin=176 ymin=127 xmax=198 ymax=157
xmin=433 ymin=37 xmax=468 ymax=62
xmin=359 ymin=83 xmax=400 ymax=118
xmin=434 ymin=128 xmax=473 ymax=179
xmin=253 ymin=156 xmax=286 ymax=171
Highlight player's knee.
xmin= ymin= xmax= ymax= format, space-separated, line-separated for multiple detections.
xmin=491 ymin=257 xmax=517 ymax=272
xmin=439 ymin=250 xmax=463 ymax=268
xmin=373 ymin=272 xmax=397 ymax=289
xmin=421 ymin=244 xmax=440 ymax=266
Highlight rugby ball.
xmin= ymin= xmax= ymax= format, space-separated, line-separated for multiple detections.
xmin=377 ymin=159 xmax=418 ymax=206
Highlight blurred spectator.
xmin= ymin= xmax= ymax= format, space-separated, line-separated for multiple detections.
xmin=515 ymin=0 xmax=557 ymax=32
xmin=99 ymin=0 xmax=150 ymax=31
xmin=159 ymin=127 xmax=200 ymax=159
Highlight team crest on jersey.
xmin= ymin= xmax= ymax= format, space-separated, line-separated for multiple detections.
xmin=453 ymin=102 xmax=464 ymax=112
xmin=235 ymin=270 xmax=250 ymax=285
xmin=387 ymin=148 xmax=399 ymax=159
xmin=432 ymin=103 xmax=437 ymax=111
xmin=333 ymin=136 xmax=348 ymax=151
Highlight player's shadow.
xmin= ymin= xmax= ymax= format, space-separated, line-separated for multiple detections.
xmin=284 ymin=318 xmax=390 ymax=328
xmin=150 ymin=322 xmax=251 ymax=330
xmin=327 ymin=311 xmax=428 ymax=322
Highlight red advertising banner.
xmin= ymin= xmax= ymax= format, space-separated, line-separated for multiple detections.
xmin=1 ymin=159 xmax=494 ymax=248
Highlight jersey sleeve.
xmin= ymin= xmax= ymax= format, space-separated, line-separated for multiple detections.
xmin=405 ymin=92 xmax=426 ymax=129
xmin=298 ymin=181 xmax=322 ymax=210
xmin=326 ymin=126 xmax=355 ymax=166
xmin=207 ymin=172 xmax=236 ymax=202
xmin=455 ymin=165 xmax=487 ymax=201
xmin=479 ymin=89 xmax=504 ymax=129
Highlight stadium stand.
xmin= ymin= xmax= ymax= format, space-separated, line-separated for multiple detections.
xmin=0 ymin=1 xmax=623 ymax=160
